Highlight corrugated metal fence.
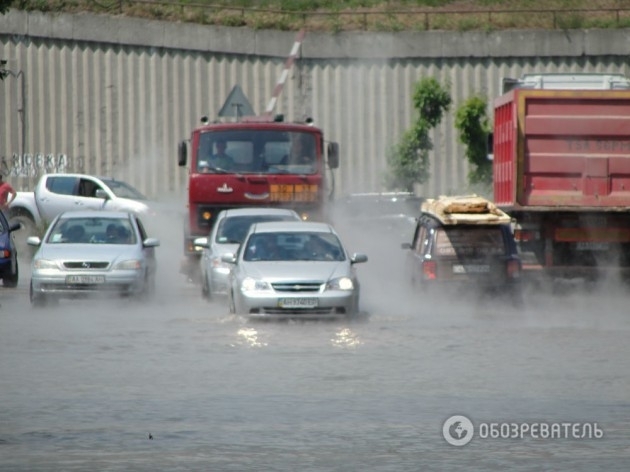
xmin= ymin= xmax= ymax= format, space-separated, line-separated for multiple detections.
xmin=1 ymin=12 xmax=628 ymax=201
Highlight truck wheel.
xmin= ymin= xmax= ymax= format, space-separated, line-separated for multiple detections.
xmin=3 ymin=260 xmax=18 ymax=288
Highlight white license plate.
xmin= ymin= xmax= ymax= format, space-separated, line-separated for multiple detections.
xmin=66 ymin=275 xmax=105 ymax=284
xmin=452 ymin=264 xmax=490 ymax=274
xmin=576 ymin=242 xmax=609 ymax=251
xmin=278 ymin=298 xmax=319 ymax=309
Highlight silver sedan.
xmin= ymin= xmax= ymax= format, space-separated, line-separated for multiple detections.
xmin=28 ymin=210 xmax=160 ymax=306
xmin=224 ymin=221 xmax=368 ymax=320
xmin=194 ymin=207 xmax=301 ymax=300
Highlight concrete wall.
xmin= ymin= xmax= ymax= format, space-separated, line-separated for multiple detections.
xmin=1 ymin=10 xmax=629 ymax=199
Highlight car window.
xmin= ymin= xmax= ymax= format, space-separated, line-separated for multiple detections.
xmin=46 ymin=176 xmax=77 ymax=195
xmin=78 ymin=178 xmax=102 ymax=198
xmin=47 ymin=217 xmax=137 ymax=245
xmin=436 ymin=227 xmax=506 ymax=257
xmin=243 ymin=232 xmax=345 ymax=262
xmin=216 ymin=215 xmax=299 ymax=244
xmin=415 ymin=225 xmax=428 ymax=253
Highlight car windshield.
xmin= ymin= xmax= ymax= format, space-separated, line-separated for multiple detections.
xmin=243 ymin=232 xmax=345 ymax=262
xmin=47 ymin=217 xmax=137 ymax=245
xmin=216 ymin=215 xmax=298 ymax=244
xmin=436 ymin=227 xmax=506 ymax=257
xmin=100 ymin=178 xmax=147 ymax=200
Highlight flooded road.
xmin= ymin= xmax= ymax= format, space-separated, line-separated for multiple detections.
xmin=1 ymin=223 xmax=630 ymax=471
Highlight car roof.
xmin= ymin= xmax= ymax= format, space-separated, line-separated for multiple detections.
xmin=250 ymin=221 xmax=332 ymax=234
xmin=421 ymin=195 xmax=511 ymax=226
xmin=219 ymin=207 xmax=300 ymax=218
xmin=43 ymin=173 xmax=114 ymax=180
xmin=57 ymin=210 xmax=132 ymax=219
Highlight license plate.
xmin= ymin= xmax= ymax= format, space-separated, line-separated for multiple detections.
xmin=278 ymin=297 xmax=318 ymax=309
xmin=66 ymin=275 xmax=105 ymax=284
xmin=576 ymin=242 xmax=609 ymax=251
xmin=452 ymin=264 xmax=490 ymax=274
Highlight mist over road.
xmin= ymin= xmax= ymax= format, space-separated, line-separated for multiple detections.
xmin=1 ymin=203 xmax=629 ymax=471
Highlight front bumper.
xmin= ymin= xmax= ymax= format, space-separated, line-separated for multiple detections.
xmin=210 ymin=267 xmax=231 ymax=294
xmin=236 ymin=290 xmax=357 ymax=319
xmin=31 ymin=269 xmax=145 ymax=297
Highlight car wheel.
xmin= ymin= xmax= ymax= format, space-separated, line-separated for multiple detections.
xmin=201 ymin=274 xmax=212 ymax=301
xmin=29 ymin=281 xmax=46 ymax=308
xmin=228 ymin=290 xmax=236 ymax=314
xmin=3 ymin=260 xmax=18 ymax=288
xmin=140 ymin=272 xmax=156 ymax=300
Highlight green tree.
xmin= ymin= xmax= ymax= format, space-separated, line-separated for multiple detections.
xmin=454 ymin=95 xmax=492 ymax=188
xmin=385 ymin=77 xmax=451 ymax=192
xmin=0 ymin=0 xmax=11 ymax=14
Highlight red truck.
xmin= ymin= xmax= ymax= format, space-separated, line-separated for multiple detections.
xmin=177 ymin=113 xmax=339 ymax=279
xmin=492 ymin=73 xmax=630 ymax=281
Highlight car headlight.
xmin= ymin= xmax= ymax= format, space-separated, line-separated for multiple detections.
xmin=326 ymin=276 xmax=354 ymax=291
xmin=241 ymin=277 xmax=271 ymax=292
xmin=33 ymin=259 xmax=58 ymax=269
xmin=113 ymin=259 xmax=142 ymax=270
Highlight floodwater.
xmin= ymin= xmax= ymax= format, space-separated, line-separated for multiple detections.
xmin=1 ymin=209 xmax=629 ymax=471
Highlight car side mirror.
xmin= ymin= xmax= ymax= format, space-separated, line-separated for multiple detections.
xmin=350 ymin=253 xmax=368 ymax=264
xmin=26 ymin=236 xmax=41 ymax=246
xmin=193 ymin=237 xmax=209 ymax=249
xmin=487 ymin=132 xmax=494 ymax=161
xmin=143 ymin=238 xmax=160 ymax=248
xmin=221 ymin=253 xmax=237 ymax=264
xmin=178 ymin=140 xmax=188 ymax=167
xmin=327 ymin=142 xmax=339 ymax=169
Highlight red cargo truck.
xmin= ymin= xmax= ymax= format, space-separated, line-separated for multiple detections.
xmin=492 ymin=73 xmax=630 ymax=280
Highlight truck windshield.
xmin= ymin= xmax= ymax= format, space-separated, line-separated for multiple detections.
xmin=197 ymin=130 xmax=318 ymax=175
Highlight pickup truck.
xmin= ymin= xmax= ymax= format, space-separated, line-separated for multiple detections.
xmin=9 ymin=173 xmax=152 ymax=256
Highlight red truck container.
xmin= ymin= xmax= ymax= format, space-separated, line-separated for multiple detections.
xmin=493 ymin=73 xmax=630 ymax=280
xmin=177 ymin=114 xmax=339 ymax=279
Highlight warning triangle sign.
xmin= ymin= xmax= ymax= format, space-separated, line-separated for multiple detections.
xmin=218 ymin=85 xmax=255 ymax=118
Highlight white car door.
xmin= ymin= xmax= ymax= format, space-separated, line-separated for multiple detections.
xmin=75 ymin=176 xmax=110 ymax=211
xmin=35 ymin=175 xmax=81 ymax=223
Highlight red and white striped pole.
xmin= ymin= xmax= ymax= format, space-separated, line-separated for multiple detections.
xmin=264 ymin=29 xmax=306 ymax=116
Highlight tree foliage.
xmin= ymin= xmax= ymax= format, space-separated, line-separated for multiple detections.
xmin=0 ymin=0 xmax=11 ymax=14
xmin=385 ymin=77 xmax=451 ymax=192
xmin=454 ymin=95 xmax=492 ymax=187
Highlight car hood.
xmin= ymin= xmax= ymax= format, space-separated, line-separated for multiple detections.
xmin=36 ymin=244 xmax=142 ymax=263
xmin=240 ymin=260 xmax=351 ymax=282
xmin=211 ymin=243 xmax=240 ymax=257
xmin=104 ymin=198 xmax=151 ymax=216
